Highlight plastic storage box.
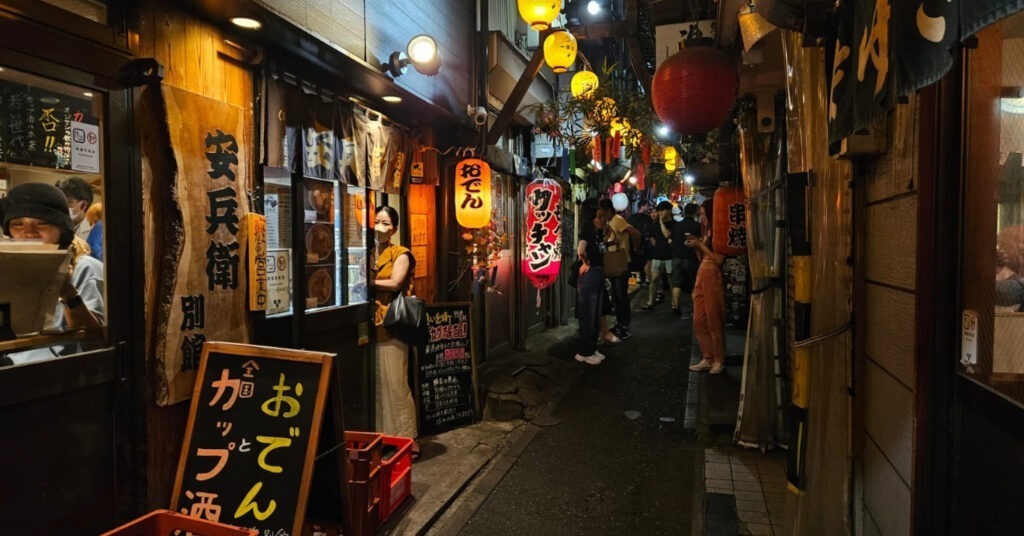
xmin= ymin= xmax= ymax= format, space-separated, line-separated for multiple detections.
xmin=99 ymin=509 xmax=257 ymax=536
xmin=378 ymin=435 xmax=414 ymax=524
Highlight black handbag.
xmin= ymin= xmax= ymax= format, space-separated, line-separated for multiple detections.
xmin=383 ymin=291 xmax=427 ymax=346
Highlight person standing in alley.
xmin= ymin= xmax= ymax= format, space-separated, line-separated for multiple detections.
xmin=599 ymin=198 xmax=641 ymax=340
xmin=670 ymin=203 xmax=702 ymax=315
xmin=641 ymin=201 xmax=674 ymax=310
xmin=371 ymin=205 xmax=420 ymax=456
xmin=628 ymin=199 xmax=653 ymax=286
xmin=686 ymin=200 xmax=726 ymax=374
xmin=574 ymin=199 xmax=608 ymax=365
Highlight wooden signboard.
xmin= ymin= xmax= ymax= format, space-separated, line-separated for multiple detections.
xmin=172 ymin=342 xmax=335 ymax=536
xmin=417 ymin=302 xmax=479 ymax=435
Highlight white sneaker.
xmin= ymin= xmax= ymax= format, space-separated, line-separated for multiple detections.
xmin=575 ymin=353 xmax=602 ymax=365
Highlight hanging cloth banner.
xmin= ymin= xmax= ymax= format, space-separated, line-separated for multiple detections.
xmin=522 ymin=178 xmax=562 ymax=289
xmin=829 ymin=0 xmax=1024 ymax=148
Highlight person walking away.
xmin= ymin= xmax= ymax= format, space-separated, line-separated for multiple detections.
xmin=628 ymin=199 xmax=653 ymax=285
xmin=371 ymin=205 xmax=421 ymax=456
xmin=687 ymin=200 xmax=726 ymax=374
xmin=574 ymin=199 xmax=608 ymax=365
xmin=641 ymin=201 xmax=674 ymax=310
xmin=599 ymin=198 xmax=641 ymax=340
xmin=670 ymin=203 xmax=701 ymax=315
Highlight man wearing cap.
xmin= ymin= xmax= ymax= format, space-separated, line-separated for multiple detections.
xmin=1 ymin=182 xmax=104 ymax=364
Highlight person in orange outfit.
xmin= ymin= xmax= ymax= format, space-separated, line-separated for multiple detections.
xmin=685 ymin=201 xmax=726 ymax=374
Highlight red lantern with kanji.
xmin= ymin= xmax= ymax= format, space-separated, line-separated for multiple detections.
xmin=712 ymin=186 xmax=747 ymax=256
xmin=455 ymin=158 xmax=492 ymax=229
xmin=522 ymin=178 xmax=561 ymax=289
xmin=651 ymin=45 xmax=738 ymax=135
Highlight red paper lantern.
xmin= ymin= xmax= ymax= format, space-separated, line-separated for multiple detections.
xmin=651 ymin=45 xmax=738 ymax=135
xmin=712 ymin=186 xmax=747 ymax=256
xmin=522 ymin=178 xmax=561 ymax=289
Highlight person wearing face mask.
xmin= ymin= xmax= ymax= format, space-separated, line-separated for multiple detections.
xmin=371 ymin=205 xmax=420 ymax=456
xmin=56 ymin=177 xmax=94 ymax=242
xmin=1 ymin=182 xmax=104 ymax=365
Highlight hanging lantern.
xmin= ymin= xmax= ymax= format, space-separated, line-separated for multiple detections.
xmin=570 ymin=70 xmax=599 ymax=98
xmin=543 ymin=30 xmax=577 ymax=73
xmin=651 ymin=44 xmax=738 ymax=135
xmin=712 ymin=185 xmax=747 ymax=256
xmin=522 ymin=178 xmax=562 ymax=289
xmin=664 ymin=146 xmax=678 ymax=171
xmin=517 ymin=0 xmax=562 ymax=31
xmin=455 ymin=158 xmax=492 ymax=229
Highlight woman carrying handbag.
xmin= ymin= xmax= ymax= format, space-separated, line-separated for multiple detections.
xmin=372 ymin=205 xmax=421 ymax=458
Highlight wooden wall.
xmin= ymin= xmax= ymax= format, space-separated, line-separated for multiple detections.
xmin=136 ymin=0 xmax=254 ymax=508
xmin=407 ymin=183 xmax=437 ymax=304
xmin=857 ymin=98 xmax=920 ymax=536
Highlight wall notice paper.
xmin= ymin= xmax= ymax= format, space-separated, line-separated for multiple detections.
xmin=0 ymin=242 xmax=70 ymax=336
xmin=962 ymin=309 xmax=978 ymax=367
xmin=411 ymin=214 xmax=428 ymax=245
xmin=70 ymin=121 xmax=101 ymax=173
xmin=266 ymin=249 xmax=292 ymax=315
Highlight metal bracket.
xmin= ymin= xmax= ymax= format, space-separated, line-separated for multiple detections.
xmin=116 ymin=58 xmax=164 ymax=87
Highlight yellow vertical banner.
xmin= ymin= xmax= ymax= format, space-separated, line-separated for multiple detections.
xmin=248 ymin=213 xmax=267 ymax=311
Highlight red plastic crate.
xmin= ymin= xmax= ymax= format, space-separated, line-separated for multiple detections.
xmin=99 ymin=509 xmax=257 ymax=536
xmin=378 ymin=435 xmax=414 ymax=523
xmin=344 ymin=431 xmax=383 ymax=482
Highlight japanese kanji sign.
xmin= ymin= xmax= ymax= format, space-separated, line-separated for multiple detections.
xmin=417 ymin=302 xmax=479 ymax=435
xmin=151 ymin=86 xmax=250 ymax=406
xmin=712 ymin=186 xmax=747 ymax=257
xmin=454 ymin=158 xmax=491 ymax=229
xmin=172 ymin=342 xmax=335 ymax=536
xmin=522 ymin=178 xmax=562 ymax=290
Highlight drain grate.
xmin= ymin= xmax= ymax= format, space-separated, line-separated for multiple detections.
xmin=704 ymin=493 xmax=740 ymax=536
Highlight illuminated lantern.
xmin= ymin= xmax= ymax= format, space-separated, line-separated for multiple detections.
xmin=664 ymin=146 xmax=678 ymax=171
xmin=651 ymin=44 xmax=738 ymax=135
xmin=522 ymin=178 xmax=562 ymax=289
xmin=517 ymin=0 xmax=562 ymax=31
xmin=571 ymin=70 xmax=599 ymax=98
xmin=455 ymin=158 xmax=492 ymax=229
xmin=543 ymin=30 xmax=577 ymax=73
xmin=712 ymin=185 xmax=747 ymax=256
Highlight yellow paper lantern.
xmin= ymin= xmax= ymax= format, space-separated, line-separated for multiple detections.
xmin=664 ymin=146 xmax=678 ymax=171
xmin=571 ymin=70 xmax=599 ymax=98
xmin=517 ymin=0 xmax=562 ymax=31
xmin=543 ymin=30 xmax=577 ymax=74
xmin=455 ymin=158 xmax=492 ymax=229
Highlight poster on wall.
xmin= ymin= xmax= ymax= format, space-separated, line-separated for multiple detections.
xmin=0 ymin=81 xmax=94 ymax=169
xmin=70 ymin=120 xmax=100 ymax=173
xmin=146 ymin=85 xmax=251 ymax=406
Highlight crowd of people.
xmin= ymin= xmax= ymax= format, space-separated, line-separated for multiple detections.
xmin=574 ymin=195 xmax=726 ymax=375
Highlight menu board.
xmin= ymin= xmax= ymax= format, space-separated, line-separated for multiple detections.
xmin=172 ymin=342 xmax=335 ymax=536
xmin=0 ymin=80 xmax=95 ymax=169
xmin=417 ymin=302 xmax=479 ymax=435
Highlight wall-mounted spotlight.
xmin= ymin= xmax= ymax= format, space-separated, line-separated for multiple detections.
xmin=383 ymin=34 xmax=442 ymax=78
xmin=587 ymin=0 xmax=601 ymax=15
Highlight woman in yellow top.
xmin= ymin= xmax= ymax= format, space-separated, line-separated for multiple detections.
xmin=372 ymin=205 xmax=420 ymax=455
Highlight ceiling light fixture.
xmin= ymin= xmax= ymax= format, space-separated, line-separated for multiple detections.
xmin=230 ymin=17 xmax=262 ymax=30
xmin=587 ymin=1 xmax=601 ymax=15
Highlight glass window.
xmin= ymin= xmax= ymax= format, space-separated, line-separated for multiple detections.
xmin=262 ymin=169 xmax=371 ymax=315
xmin=0 ymin=66 xmax=107 ymax=367
xmin=961 ymin=11 xmax=1024 ymax=407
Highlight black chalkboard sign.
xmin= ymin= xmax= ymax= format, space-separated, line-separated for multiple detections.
xmin=416 ymin=302 xmax=479 ymax=435
xmin=172 ymin=342 xmax=335 ymax=536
